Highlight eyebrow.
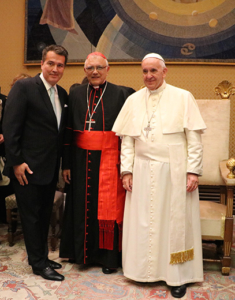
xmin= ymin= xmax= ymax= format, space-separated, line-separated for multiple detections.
xmin=143 ymin=68 xmax=158 ymax=72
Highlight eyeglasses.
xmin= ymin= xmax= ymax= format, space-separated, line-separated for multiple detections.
xmin=85 ymin=66 xmax=107 ymax=72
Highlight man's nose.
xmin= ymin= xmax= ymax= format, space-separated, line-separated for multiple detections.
xmin=146 ymin=71 xmax=152 ymax=78
xmin=52 ymin=65 xmax=58 ymax=72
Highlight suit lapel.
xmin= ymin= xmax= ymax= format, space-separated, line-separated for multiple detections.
xmin=57 ymin=86 xmax=67 ymax=131
xmin=36 ymin=75 xmax=58 ymax=128
xmin=58 ymin=87 xmax=65 ymax=109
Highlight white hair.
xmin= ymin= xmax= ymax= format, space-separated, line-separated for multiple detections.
xmin=84 ymin=55 xmax=109 ymax=68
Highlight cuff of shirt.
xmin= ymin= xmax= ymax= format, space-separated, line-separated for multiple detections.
xmin=121 ymin=171 xmax=132 ymax=179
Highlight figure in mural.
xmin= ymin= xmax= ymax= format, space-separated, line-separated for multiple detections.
xmin=40 ymin=0 xmax=77 ymax=34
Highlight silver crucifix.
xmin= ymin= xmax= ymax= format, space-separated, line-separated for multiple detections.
xmin=86 ymin=119 xmax=96 ymax=131
xmin=144 ymin=122 xmax=152 ymax=138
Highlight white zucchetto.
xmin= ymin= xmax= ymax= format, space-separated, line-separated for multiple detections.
xmin=142 ymin=53 xmax=165 ymax=62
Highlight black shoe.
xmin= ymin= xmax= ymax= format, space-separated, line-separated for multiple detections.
xmin=102 ymin=267 xmax=116 ymax=274
xmin=48 ymin=259 xmax=62 ymax=269
xmin=33 ymin=266 xmax=64 ymax=281
xmin=171 ymin=285 xmax=187 ymax=298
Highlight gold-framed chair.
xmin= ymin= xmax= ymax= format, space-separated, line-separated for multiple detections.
xmin=197 ymin=80 xmax=235 ymax=275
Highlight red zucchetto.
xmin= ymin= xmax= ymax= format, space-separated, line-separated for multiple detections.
xmin=86 ymin=52 xmax=107 ymax=60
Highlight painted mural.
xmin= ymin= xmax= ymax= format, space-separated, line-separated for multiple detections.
xmin=25 ymin=0 xmax=235 ymax=63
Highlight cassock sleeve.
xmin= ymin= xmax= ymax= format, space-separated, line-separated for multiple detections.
xmin=120 ymin=136 xmax=135 ymax=175
xmin=185 ymin=128 xmax=203 ymax=176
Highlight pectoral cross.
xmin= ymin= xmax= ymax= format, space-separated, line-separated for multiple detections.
xmin=144 ymin=122 xmax=152 ymax=138
xmin=86 ymin=119 xmax=96 ymax=131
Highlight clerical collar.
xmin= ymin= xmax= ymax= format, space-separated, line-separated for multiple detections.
xmin=89 ymin=81 xmax=107 ymax=90
xmin=149 ymin=80 xmax=166 ymax=94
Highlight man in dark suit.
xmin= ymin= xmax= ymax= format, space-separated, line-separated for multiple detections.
xmin=3 ymin=45 xmax=68 ymax=281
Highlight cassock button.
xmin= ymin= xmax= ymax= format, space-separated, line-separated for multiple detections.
xmin=88 ymin=160 xmax=91 ymax=163
xmin=89 ymin=152 xmax=91 ymax=155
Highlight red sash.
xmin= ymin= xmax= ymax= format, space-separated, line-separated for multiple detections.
xmin=73 ymin=131 xmax=125 ymax=250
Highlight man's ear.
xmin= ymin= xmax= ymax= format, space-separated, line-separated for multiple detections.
xmin=163 ymin=67 xmax=168 ymax=78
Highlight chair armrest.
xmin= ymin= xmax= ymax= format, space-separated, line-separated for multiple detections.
xmin=220 ymin=160 xmax=234 ymax=217
xmin=220 ymin=160 xmax=235 ymax=186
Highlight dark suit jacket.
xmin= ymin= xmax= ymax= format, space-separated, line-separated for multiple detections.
xmin=3 ymin=74 xmax=68 ymax=185
xmin=0 ymin=93 xmax=7 ymax=157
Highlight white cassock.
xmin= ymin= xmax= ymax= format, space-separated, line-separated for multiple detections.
xmin=112 ymin=81 xmax=207 ymax=286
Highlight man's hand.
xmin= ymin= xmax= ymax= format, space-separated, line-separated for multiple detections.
xmin=62 ymin=169 xmax=71 ymax=184
xmin=122 ymin=173 xmax=133 ymax=192
xmin=13 ymin=163 xmax=33 ymax=186
xmin=187 ymin=173 xmax=199 ymax=192
xmin=0 ymin=134 xmax=4 ymax=144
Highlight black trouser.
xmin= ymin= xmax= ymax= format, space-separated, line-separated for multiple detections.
xmin=12 ymin=178 xmax=56 ymax=269
xmin=0 ymin=182 xmax=14 ymax=223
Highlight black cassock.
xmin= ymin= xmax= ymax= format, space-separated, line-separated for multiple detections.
xmin=60 ymin=82 xmax=134 ymax=268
